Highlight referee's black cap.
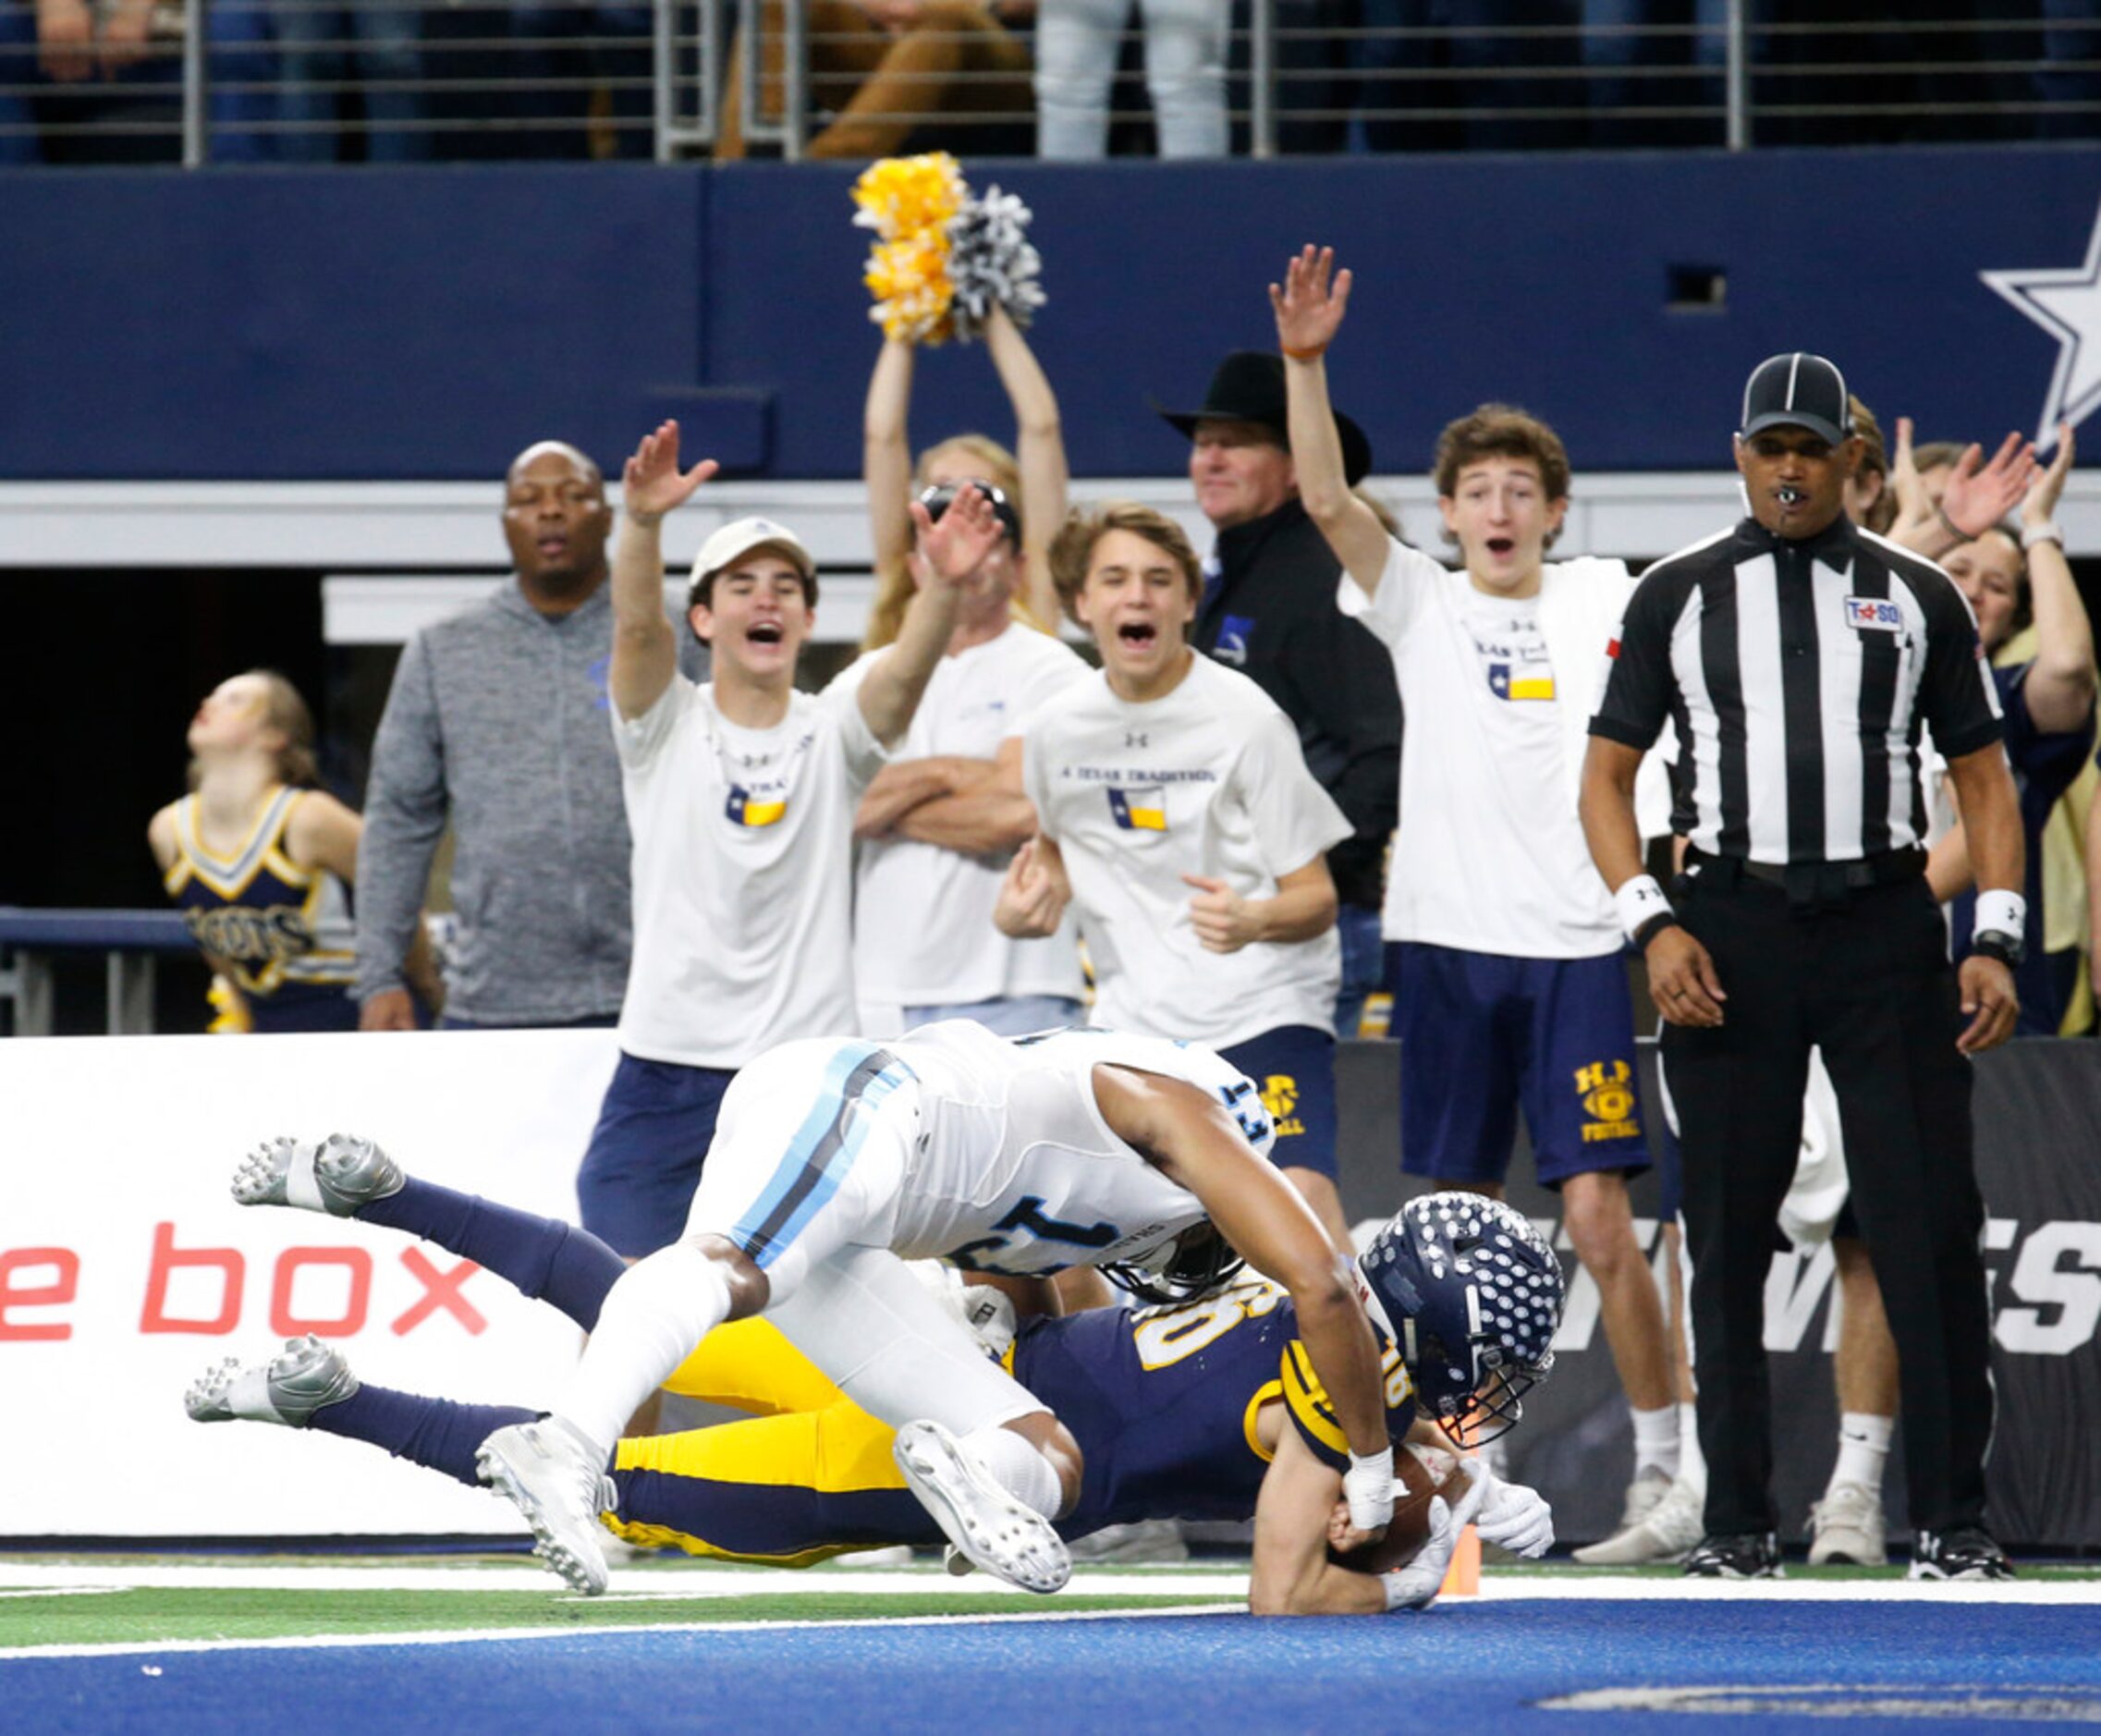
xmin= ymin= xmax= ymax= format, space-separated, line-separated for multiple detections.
xmin=1739 ymin=353 xmax=1854 ymax=446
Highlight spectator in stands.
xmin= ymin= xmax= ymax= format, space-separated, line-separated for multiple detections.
xmin=1152 ymin=348 xmax=1399 ymax=1038
xmin=1356 ymin=0 xmax=1583 ymax=153
xmin=861 ymin=303 xmax=1066 ymax=651
xmin=716 ymin=0 xmax=1033 ymax=161
xmin=274 ymin=0 xmax=429 ymax=163
xmin=505 ymin=0 xmax=652 ymax=158
xmin=356 ymin=439 xmax=632 ymax=1033
xmin=1582 ymin=0 xmax=1727 ymax=150
xmin=1036 ymin=0 xmax=1228 ymax=158
xmin=1937 ymin=426 xmax=2091 ymax=1033
xmin=1272 ymin=246 xmax=1683 ymax=1550
xmin=572 ymin=419 xmax=993 ymax=1258
xmin=843 ymin=480 xmax=1090 ymax=1039
xmin=149 ymin=670 xmax=437 ymax=1033
xmin=1844 ymin=397 xmax=1899 ymax=536
xmin=9 ymin=0 xmax=275 ymax=162
xmin=996 ymin=500 xmax=1359 ymax=1250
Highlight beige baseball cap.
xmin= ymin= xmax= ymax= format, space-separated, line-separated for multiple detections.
xmin=689 ymin=516 xmax=816 ymax=591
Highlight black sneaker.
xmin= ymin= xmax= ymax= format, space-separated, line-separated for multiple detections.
xmin=1909 ymin=1528 xmax=2015 ymax=1581
xmin=1683 ymin=1531 xmax=1783 ymax=1578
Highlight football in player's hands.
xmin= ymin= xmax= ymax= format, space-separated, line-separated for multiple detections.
xmin=1325 ymin=1442 xmax=1470 ymax=1574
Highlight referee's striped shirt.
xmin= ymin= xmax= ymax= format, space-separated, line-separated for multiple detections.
xmin=1589 ymin=515 xmax=2004 ymax=863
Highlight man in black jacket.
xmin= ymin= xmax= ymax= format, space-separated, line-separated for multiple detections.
xmin=1155 ymin=350 xmax=1401 ymax=1039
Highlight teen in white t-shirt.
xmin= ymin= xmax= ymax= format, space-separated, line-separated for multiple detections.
xmin=1274 ymin=244 xmax=1680 ymax=1547
xmin=836 ymin=483 xmax=1091 ymax=1035
xmin=571 ymin=419 xmax=1001 ymax=1258
xmin=996 ymin=501 xmax=1355 ymax=1249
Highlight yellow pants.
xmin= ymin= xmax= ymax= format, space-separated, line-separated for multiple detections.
xmin=607 ymin=1318 xmax=929 ymax=1564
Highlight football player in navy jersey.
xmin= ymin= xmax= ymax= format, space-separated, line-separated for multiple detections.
xmin=190 ymin=1143 xmax=1562 ymax=1615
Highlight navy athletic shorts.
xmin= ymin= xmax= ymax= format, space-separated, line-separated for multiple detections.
xmin=575 ymin=1051 xmax=737 ymax=1258
xmin=1221 ymin=1024 xmax=1339 ymax=1181
xmin=1386 ymin=941 xmax=1650 ymax=1190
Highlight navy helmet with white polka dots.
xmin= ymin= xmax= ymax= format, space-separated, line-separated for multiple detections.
xmin=1356 ymin=1191 xmax=1565 ymax=1447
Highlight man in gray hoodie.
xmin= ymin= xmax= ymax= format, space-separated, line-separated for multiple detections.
xmin=356 ymin=440 xmax=633 ymax=1031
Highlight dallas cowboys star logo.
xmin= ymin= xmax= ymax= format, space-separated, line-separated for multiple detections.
xmin=1981 ymin=197 xmax=2101 ymax=452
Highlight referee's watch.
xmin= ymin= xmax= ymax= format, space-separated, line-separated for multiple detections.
xmin=1971 ymin=929 xmax=2024 ymax=969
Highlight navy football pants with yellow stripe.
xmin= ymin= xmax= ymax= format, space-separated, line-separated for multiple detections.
xmin=311 ymin=1175 xmax=939 ymax=1562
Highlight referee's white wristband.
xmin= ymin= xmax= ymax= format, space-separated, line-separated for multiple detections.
xmin=1973 ymin=889 xmax=2026 ymax=942
xmin=1615 ymin=874 xmax=1675 ymax=947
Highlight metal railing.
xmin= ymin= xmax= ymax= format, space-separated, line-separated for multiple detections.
xmin=1 ymin=1 xmax=2095 ymax=165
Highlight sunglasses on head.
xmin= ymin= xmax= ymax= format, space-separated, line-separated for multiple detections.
xmin=917 ymin=481 xmax=1023 ymax=552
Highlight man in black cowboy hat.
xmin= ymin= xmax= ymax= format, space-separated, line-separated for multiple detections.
xmin=1154 ymin=348 xmax=1400 ymax=1049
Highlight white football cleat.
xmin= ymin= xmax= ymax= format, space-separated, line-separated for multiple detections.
xmin=1573 ymin=1471 xmax=1704 ymax=1566
xmin=476 ymin=1419 xmax=617 ymax=1596
xmin=231 ymin=1134 xmax=404 ymax=1216
xmin=893 ymin=1420 xmax=1069 ymax=1595
xmin=1808 ymin=1480 xmax=1888 ymax=1566
xmin=185 ymin=1334 xmax=360 ymax=1426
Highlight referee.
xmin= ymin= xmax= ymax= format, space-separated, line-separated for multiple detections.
xmin=1579 ymin=353 xmax=2024 ymax=1582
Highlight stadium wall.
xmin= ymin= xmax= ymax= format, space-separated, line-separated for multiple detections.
xmin=3 ymin=145 xmax=2099 ymax=484
xmin=5 ymin=1031 xmax=2096 ymax=1548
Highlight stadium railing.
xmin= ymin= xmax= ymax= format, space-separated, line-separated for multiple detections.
xmin=2 ymin=1 xmax=2092 ymax=166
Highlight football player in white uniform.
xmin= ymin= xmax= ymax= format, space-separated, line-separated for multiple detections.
xmin=465 ymin=1021 xmax=1399 ymax=1596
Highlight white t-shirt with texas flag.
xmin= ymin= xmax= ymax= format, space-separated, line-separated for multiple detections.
xmin=1339 ymin=539 xmax=1637 ymax=960
xmin=1022 ymin=654 xmax=1350 ymax=1047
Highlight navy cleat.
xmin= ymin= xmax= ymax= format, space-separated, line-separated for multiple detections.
xmin=185 ymin=1334 xmax=360 ymax=1426
xmin=231 ymin=1134 xmax=405 ymax=1216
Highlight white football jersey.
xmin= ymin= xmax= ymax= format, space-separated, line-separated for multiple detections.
xmin=885 ymin=1021 xmax=1276 ymax=1277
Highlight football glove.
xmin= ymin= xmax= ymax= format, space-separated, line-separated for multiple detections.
xmin=1344 ymin=1447 xmax=1397 ymax=1534
xmin=1380 ymin=1459 xmax=1490 ymax=1612
xmin=1472 ymin=1467 xmax=1554 ymax=1558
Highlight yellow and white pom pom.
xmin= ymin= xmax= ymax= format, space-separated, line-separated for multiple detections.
xmin=864 ymin=232 xmax=956 ymax=345
xmin=850 ymin=152 xmax=966 ymax=243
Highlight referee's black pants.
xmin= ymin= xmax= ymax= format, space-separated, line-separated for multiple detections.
xmin=1663 ymin=868 xmax=1995 ymax=1539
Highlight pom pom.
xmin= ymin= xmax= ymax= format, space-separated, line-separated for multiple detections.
xmin=851 ymin=152 xmax=966 ymax=243
xmin=864 ymin=233 xmax=956 ymax=346
xmin=947 ymin=182 xmax=1044 ymax=341
xmin=850 ymin=155 xmax=1046 ymax=348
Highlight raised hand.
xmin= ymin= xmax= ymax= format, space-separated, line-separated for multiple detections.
xmin=1941 ymin=430 xmax=2040 ymax=540
xmin=1269 ymin=244 xmax=1352 ymax=359
xmin=1889 ymin=415 xmax=1932 ymax=540
xmin=2024 ymin=421 xmax=2075 ymax=526
xmin=621 ymin=420 xmax=719 ymax=524
xmin=910 ymin=480 xmax=1003 ymax=588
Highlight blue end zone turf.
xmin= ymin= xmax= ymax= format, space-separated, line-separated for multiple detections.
xmin=14 ymin=1601 xmax=2101 ymax=1733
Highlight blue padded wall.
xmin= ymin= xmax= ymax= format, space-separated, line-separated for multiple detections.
xmin=3 ymin=146 xmax=2097 ymax=481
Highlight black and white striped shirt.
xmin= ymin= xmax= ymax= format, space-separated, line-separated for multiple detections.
xmin=1590 ymin=516 xmax=2004 ymax=863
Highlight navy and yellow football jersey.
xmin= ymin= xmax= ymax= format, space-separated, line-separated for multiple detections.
xmin=163 ymin=788 xmax=358 ymax=1033
xmin=603 ymin=1278 xmax=1417 ymax=1562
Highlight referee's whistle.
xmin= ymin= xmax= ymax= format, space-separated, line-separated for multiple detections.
xmin=1777 ymin=486 xmax=1805 ymax=507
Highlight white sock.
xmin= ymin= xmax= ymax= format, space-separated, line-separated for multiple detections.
xmin=1631 ymin=1403 xmax=1680 ymax=1479
xmin=1677 ymin=1401 xmax=1705 ymax=1488
xmin=964 ymin=1424 xmax=1062 ymax=1521
xmin=558 ymin=1244 xmax=733 ymax=1451
xmin=1830 ymin=1412 xmax=1894 ymax=1493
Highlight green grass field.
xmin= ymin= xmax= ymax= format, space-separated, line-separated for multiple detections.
xmin=6 ymin=1554 xmax=2096 ymax=1655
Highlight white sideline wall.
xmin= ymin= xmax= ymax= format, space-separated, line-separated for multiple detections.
xmin=1 ymin=1030 xmax=619 ymax=1537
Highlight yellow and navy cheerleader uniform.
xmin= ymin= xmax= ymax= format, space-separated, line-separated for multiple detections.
xmin=599 ymin=1275 xmax=1419 ymax=1562
xmin=162 ymin=787 xmax=359 ymax=1033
